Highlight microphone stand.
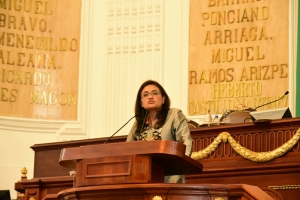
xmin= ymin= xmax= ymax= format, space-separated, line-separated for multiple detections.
xmin=104 ymin=115 xmax=138 ymax=144
xmin=139 ymin=110 xmax=148 ymax=136
xmin=254 ymin=91 xmax=289 ymax=110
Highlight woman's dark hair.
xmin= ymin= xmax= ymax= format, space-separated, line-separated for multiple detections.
xmin=134 ymin=80 xmax=171 ymax=137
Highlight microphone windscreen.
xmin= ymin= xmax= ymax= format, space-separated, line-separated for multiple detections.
xmin=285 ymin=91 xmax=289 ymax=95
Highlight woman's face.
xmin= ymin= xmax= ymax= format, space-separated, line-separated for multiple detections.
xmin=140 ymin=84 xmax=165 ymax=112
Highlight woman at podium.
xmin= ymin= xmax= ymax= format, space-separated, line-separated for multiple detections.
xmin=126 ymin=80 xmax=192 ymax=183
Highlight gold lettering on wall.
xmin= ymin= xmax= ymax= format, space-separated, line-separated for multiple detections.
xmin=188 ymin=0 xmax=289 ymax=115
xmin=0 ymin=0 xmax=82 ymax=120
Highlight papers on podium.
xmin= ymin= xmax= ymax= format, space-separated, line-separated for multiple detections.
xmin=250 ymin=107 xmax=292 ymax=120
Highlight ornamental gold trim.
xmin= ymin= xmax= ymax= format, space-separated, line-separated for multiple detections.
xmin=18 ymin=167 xmax=28 ymax=182
xmin=269 ymin=185 xmax=300 ymax=190
xmin=191 ymin=128 xmax=300 ymax=162
xmin=152 ymin=196 xmax=162 ymax=200
xmin=191 ymin=132 xmax=230 ymax=160
xmin=215 ymin=198 xmax=224 ymax=200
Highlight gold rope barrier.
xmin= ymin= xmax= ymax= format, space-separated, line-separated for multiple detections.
xmin=191 ymin=128 xmax=300 ymax=162
xmin=191 ymin=132 xmax=230 ymax=160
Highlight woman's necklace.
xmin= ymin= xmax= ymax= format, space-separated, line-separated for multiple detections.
xmin=146 ymin=116 xmax=159 ymax=129
xmin=138 ymin=116 xmax=162 ymax=141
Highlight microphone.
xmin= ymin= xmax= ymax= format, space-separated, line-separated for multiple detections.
xmin=104 ymin=114 xmax=139 ymax=144
xmin=254 ymin=91 xmax=289 ymax=110
xmin=139 ymin=110 xmax=148 ymax=136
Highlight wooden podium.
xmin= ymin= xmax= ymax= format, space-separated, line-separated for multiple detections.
xmin=58 ymin=140 xmax=203 ymax=187
xmin=16 ymin=118 xmax=300 ymax=200
xmin=57 ymin=140 xmax=275 ymax=200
